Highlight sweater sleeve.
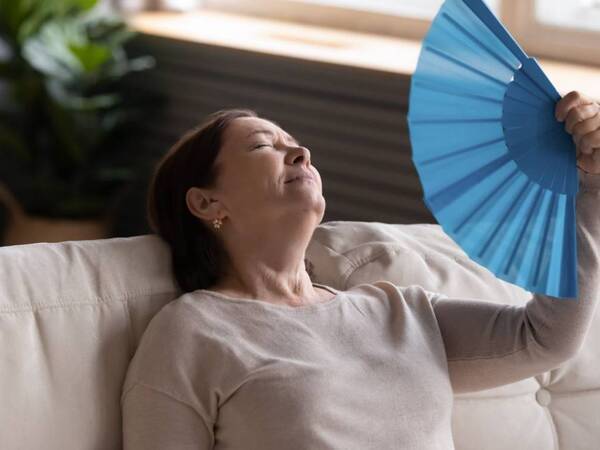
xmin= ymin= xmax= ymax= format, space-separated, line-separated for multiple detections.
xmin=122 ymin=381 xmax=214 ymax=450
xmin=430 ymin=168 xmax=600 ymax=394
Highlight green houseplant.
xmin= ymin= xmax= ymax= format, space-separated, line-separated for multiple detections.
xmin=0 ymin=0 xmax=156 ymax=244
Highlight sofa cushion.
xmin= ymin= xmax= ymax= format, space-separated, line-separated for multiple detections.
xmin=307 ymin=220 xmax=532 ymax=304
xmin=0 ymin=235 xmax=179 ymax=450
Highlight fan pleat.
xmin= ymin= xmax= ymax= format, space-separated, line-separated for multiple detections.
xmin=472 ymin=168 xmax=524 ymax=260
xmin=412 ymin=79 xmax=502 ymax=105
xmin=560 ymin=196 xmax=578 ymax=297
xmin=512 ymin=71 xmax=552 ymax=103
xmin=504 ymin=93 xmax=545 ymax=110
xmin=501 ymin=183 xmax=544 ymax=281
xmin=470 ymin=171 xmax=530 ymax=265
xmin=410 ymin=121 xmax=504 ymax=171
xmin=425 ymin=45 xmax=507 ymax=88
xmin=417 ymin=136 xmax=505 ymax=167
xmin=439 ymin=13 xmax=516 ymax=73
xmin=417 ymin=136 xmax=506 ymax=196
xmin=426 ymin=152 xmax=512 ymax=211
xmin=507 ymin=81 xmax=550 ymax=107
xmin=532 ymin=192 xmax=559 ymax=287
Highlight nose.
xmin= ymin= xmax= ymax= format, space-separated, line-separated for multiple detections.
xmin=286 ymin=145 xmax=311 ymax=166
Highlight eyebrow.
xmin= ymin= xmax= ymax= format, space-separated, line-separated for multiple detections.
xmin=246 ymin=129 xmax=299 ymax=145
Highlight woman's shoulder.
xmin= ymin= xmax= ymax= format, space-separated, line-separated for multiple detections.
xmin=346 ymin=279 xmax=438 ymax=296
xmin=129 ymin=292 xmax=229 ymax=367
xmin=341 ymin=280 xmax=441 ymax=312
xmin=123 ymin=294 xmax=231 ymax=394
xmin=339 ymin=279 xmax=403 ymax=297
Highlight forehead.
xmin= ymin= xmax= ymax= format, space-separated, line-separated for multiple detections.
xmin=228 ymin=117 xmax=282 ymax=140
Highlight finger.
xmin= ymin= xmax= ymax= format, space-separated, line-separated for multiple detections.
xmin=572 ymin=109 xmax=600 ymax=145
xmin=593 ymin=148 xmax=600 ymax=162
xmin=580 ymin=130 xmax=600 ymax=156
xmin=556 ymin=91 xmax=595 ymax=122
xmin=566 ymin=102 xmax=600 ymax=134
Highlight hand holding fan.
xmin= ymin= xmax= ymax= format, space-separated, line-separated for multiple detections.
xmin=407 ymin=0 xmax=578 ymax=298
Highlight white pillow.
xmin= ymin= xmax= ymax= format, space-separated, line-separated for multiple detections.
xmin=307 ymin=220 xmax=532 ymax=306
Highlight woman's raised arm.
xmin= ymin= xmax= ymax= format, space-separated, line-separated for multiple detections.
xmin=431 ymin=169 xmax=600 ymax=393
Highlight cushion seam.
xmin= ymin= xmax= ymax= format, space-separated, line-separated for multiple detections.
xmin=312 ymin=240 xmax=356 ymax=264
xmin=341 ymin=246 xmax=437 ymax=288
xmin=340 ymin=247 xmax=393 ymax=288
xmin=0 ymin=289 xmax=178 ymax=314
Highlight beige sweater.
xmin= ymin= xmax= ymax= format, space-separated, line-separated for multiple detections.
xmin=121 ymin=170 xmax=600 ymax=450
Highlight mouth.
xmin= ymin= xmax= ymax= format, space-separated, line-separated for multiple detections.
xmin=285 ymin=175 xmax=314 ymax=183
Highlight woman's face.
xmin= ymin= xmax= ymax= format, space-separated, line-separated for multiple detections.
xmin=196 ymin=116 xmax=325 ymax=230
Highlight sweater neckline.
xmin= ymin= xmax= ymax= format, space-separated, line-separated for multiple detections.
xmin=197 ymin=283 xmax=343 ymax=312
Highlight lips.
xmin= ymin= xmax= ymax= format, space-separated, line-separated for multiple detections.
xmin=285 ymin=173 xmax=314 ymax=183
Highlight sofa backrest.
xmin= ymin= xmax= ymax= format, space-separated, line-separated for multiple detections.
xmin=0 ymin=235 xmax=180 ymax=450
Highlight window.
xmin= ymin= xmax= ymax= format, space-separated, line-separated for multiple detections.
xmin=535 ymin=0 xmax=600 ymax=32
xmin=109 ymin=0 xmax=600 ymax=66
xmin=284 ymin=0 xmax=500 ymax=19
xmin=197 ymin=0 xmax=600 ymax=66
xmin=501 ymin=0 xmax=600 ymax=65
xmin=198 ymin=0 xmax=499 ymax=40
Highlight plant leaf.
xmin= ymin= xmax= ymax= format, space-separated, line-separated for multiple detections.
xmin=15 ymin=0 xmax=99 ymax=44
xmin=22 ymin=22 xmax=80 ymax=82
xmin=47 ymin=79 xmax=120 ymax=110
xmin=0 ymin=0 xmax=37 ymax=41
xmin=1 ymin=0 xmax=158 ymax=219
xmin=69 ymin=42 xmax=111 ymax=73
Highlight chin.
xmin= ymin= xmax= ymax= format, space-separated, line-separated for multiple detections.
xmin=297 ymin=202 xmax=324 ymax=221
xmin=315 ymin=198 xmax=326 ymax=221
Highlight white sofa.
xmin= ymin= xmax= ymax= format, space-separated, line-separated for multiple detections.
xmin=1 ymin=221 xmax=598 ymax=450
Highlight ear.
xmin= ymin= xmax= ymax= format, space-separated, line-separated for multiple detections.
xmin=186 ymin=187 xmax=223 ymax=222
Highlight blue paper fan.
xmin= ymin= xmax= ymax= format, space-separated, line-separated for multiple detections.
xmin=407 ymin=0 xmax=579 ymax=298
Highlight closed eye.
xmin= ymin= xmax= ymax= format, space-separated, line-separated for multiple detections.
xmin=252 ymin=139 xmax=301 ymax=150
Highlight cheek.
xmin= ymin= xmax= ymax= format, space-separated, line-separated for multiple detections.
xmin=241 ymin=162 xmax=282 ymax=194
xmin=220 ymin=172 xmax=255 ymax=201
xmin=253 ymin=157 xmax=284 ymax=184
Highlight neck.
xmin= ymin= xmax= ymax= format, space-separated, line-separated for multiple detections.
xmin=216 ymin=214 xmax=318 ymax=304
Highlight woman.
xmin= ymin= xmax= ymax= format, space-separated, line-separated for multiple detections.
xmin=121 ymin=91 xmax=600 ymax=449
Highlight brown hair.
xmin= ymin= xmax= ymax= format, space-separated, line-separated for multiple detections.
xmin=146 ymin=109 xmax=255 ymax=293
xmin=146 ymin=108 xmax=314 ymax=294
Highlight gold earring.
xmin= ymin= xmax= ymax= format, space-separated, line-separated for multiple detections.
xmin=212 ymin=218 xmax=223 ymax=230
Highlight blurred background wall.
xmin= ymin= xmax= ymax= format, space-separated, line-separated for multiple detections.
xmin=1 ymin=0 xmax=599 ymax=245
